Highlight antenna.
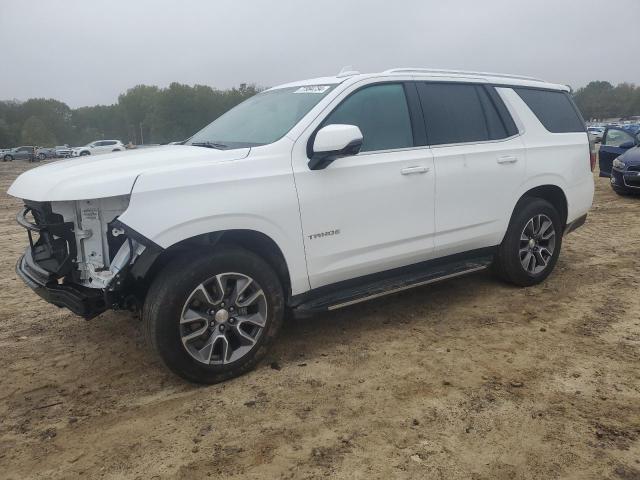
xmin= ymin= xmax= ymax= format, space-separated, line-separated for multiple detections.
xmin=337 ymin=66 xmax=360 ymax=78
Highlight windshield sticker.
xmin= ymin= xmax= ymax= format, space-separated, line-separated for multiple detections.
xmin=294 ymin=85 xmax=331 ymax=94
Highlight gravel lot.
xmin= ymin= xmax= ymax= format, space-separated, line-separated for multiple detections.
xmin=0 ymin=159 xmax=639 ymax=479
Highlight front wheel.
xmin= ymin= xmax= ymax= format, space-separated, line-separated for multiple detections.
xmin=494 ymin=198 xmax=563 ymax=287
xmin=4 ymin=155 xmax=13 ymax=161
xmin=37 ymin=153 xmax=46 ymax=160
xmin=612 ymin=186 xmax=632 ymax=196
xmin=143 ymin=246 xmax=284 ymax=384
xmin=79 ymin=151 xmax=90 ymax=156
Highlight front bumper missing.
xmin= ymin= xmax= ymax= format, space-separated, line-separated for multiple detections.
xmin=16 ymin=248 xmax=107 ymax=319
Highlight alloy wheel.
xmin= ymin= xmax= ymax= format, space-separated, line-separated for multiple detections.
xmin=519 ymin=214 xmax=556 ymax=274
xmin=179 ymin=273 xmax=267 ymax=365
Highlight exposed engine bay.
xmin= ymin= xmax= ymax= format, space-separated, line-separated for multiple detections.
xmin=46 ymin=196 xmax=145 ymax=288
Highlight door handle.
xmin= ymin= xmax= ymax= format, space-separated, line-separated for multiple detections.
xmin=497 ymin=155 xmax=518 ymax=164
xmin=401 ymin=166 xmax=429 ymax=175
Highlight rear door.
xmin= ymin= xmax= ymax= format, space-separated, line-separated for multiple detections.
xmin=599 ymin=128 xmax=636 ymax=176
xmin=416 ymin=82 xmax=525 ymax=256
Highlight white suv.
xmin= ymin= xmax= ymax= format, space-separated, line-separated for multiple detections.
xmin=9 ymin=68 xmax=594 ymax=383
xmin=71 ymin=139 xmax=125 ymax=156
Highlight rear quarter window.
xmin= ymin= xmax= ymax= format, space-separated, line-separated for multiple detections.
xmin=514 ymin=88 xmax=585 ymax=133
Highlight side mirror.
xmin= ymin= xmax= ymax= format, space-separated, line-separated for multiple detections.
xmin=308 ymin=124 xmax=363 ymax=170
xmin=619 ymin=140 xmax=635 ymax=149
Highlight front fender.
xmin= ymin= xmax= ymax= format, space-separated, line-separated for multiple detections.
xmin=116 ymin=153 xmax=310 ymax=295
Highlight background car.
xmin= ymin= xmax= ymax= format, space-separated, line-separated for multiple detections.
xmin=2 ymin=146 xmax=35 ymax=162
xmin=598 ymin=125 xmax=640 ymax=176
xmin=71 ymin=140 xmax=125 ymax=156
xmin=35 ymin=147 xmax=56 ymax=160
xmin=55 ymin=145 xmax=72 ymax=158
xmin=610 ymin=144 xmax=640 ymax=195
xmin=587 ymin=126 xmax=605 ymax=142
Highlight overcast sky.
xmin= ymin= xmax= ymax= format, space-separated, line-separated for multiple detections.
xmin=1 ymin=0 xmax=638 ymax=108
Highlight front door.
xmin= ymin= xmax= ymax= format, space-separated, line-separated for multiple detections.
xmin=599 ymin=128 xmax=637 ymax=176
xmin=292 ymin=82 xmax=436 ymax=289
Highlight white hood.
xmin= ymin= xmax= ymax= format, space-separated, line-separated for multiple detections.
xmin=7 ymin=145 xmax=250 ymax=201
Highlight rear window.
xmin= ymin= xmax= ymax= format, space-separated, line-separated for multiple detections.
xmin=514 ymin=88 xmax=584 ymax=133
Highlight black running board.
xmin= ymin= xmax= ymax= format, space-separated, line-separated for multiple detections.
xmin=293 ymin=253 xmax=493 ymax=314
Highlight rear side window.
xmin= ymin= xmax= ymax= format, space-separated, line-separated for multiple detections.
xmin=514 ymin=88 xmax=584 ymax=133
xmin=322 ymin=83 xmax=413 ymax=152
xmin=416 ymin=83 xmax=514 ymax=145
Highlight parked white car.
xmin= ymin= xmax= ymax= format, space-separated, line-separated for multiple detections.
xmin=9 ymin=68 xmax=594 ymax=384
xmin=587 ymin=126 xmax=605 ymax=142
xmin=71 ymin=140 xmax=125 ymax=157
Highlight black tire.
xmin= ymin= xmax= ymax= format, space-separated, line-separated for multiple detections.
xmin=612 ymin=186 xmax=632 ymax=196
xmin=143 ymin=246 xmax=285 ymax=384
xmin=4 ymin=155 xmax=13 ymax=162
xmin=37 ymin=153 xmax=46 ymax=160
xmin=494 ymin=197 xmax=563 ymax=287
xmin=80 ymin=151 xmax=90 ymax=156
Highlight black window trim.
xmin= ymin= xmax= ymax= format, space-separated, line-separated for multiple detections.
xmin=484 ymin=85 xmax=519 ymax=137
xmin=306 ymin=80 xmax=424 ymax=160
xmin=415 ymin=80 xmax=522 ymax=148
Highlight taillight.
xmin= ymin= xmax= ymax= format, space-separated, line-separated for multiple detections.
xmin=589 ymin=139 xmax=596 ymax=172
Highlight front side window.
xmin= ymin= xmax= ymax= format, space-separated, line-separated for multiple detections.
xmin=603 ymin=129 xmax=634 ymax=147
xmin=321 ymin=83 xmax=414 ymax=152
xmin=187 ymin=85 xmax=335 ymax=148
xmin=417 ymin=83 xmax=497 ymax=145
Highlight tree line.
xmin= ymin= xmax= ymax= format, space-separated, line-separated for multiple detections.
xmin=1 ymin=80 xmax=639 ymax=148
xmin=572 ymin=81 xmax=640 ymax=121
xmin=0 ymin=82 xmax=259 ymax=148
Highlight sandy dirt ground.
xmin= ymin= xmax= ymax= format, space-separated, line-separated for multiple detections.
xmin=0 ymin=159 xmax=638 ymax=480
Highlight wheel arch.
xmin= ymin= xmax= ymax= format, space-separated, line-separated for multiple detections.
xmin=511 ymin=184 xmax=568 ymax=228
xmin=132 ymin=229 xmax=293 ymax=302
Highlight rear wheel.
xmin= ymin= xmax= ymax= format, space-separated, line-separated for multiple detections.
xmin=494 ymin=198 xmax=563 ymax=287
xmin=143 ymin=246 xmax=284 ymax=384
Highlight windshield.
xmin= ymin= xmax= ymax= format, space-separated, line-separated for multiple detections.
xmin=186 ymin=85 xmax=335 ymax=148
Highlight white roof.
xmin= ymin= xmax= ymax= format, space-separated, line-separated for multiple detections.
xmin=270 ymin=67 xmax=569 ymax=92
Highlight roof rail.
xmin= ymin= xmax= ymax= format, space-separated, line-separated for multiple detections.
xmin=383 ymin=68 xmax=545 ymax=83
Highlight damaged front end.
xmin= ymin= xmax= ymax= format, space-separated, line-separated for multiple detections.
xmin=15 ymin=196 xmax=160 ymax=319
